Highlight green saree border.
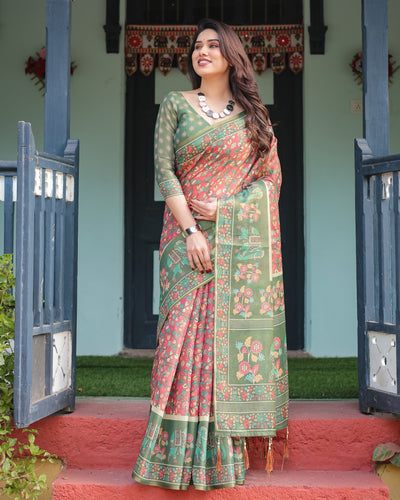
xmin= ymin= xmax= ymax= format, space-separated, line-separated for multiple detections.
xmin=213 ymin=180 xmax=288 ymax=437
xmin=175 ymin=113 xmax=247 ymax=164
xmin=175 ymin=108 xmax=246 ymax=152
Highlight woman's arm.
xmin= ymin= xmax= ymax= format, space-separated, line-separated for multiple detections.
xmin=165 ymin=195 xmax=213 ymax=273
xmin=155 ymin=94 xmax=212 ymax=273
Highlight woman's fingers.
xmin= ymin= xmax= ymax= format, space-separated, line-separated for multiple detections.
xmin=191 ymin=252 xmax=205 ymax=273
xmin=186 ymin=232 xmax=213 ymax=273
xmin=187 ymin=251 xmax=195 ymax=271
xmin=190 ymin=198 xmax=217 ymax=221
xmin=201 ymin=247 xmax=212 ymax=272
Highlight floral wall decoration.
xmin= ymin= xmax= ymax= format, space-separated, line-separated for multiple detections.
xmin=25 ymin=48 xmax=77 ymax=95
xmin=125 ymin=24 xmax=304 ymax=77
xmin=350 ymin=50 xmax=399 ymax=85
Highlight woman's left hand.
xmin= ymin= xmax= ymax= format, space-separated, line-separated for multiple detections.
xmin=190 ymin=197 xmax=217 ymax=221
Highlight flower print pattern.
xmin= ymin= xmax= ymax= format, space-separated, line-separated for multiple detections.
xmin=236 ymin=336 xmax=265 ymax=383
xmin=234 ymin=262 xmax=262 ymax=283
xmin=237 ymin=201 xmax=262 ymax=223
xmin=214 ymin=180 xmax=288 ymax=433
xmin=232 ymin=285 xmax=254 ymax=318
xmin=259 ymin=279 xmax=284 ymax=316
xmin=268 ymin=336 xmax=285 ymax=382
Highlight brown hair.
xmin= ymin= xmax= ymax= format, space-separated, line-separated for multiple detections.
xmin=188 ymin=19 xmax=273 ymax=157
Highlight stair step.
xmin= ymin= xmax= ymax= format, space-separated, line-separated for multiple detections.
xmin=31 ymin=399 xmax=398 ymax=472
xmin=52 ymin=468 xmax=389 ymax=500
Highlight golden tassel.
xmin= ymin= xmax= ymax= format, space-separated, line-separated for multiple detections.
xmin=265 ymin=437 xmax=274 ymax=476
xmin=281 ymin=427 xmax=289 ymax=471
xmin=244 ymin=438 xmax=250 ymax=470
xmin=216 ymin=437 xmax=222 ymax=472
xmin=246 ymin=437 xmax=252 ymax=452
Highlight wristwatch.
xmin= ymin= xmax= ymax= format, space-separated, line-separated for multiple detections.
xmin=183 ymin=224 xmax=201 ymax=237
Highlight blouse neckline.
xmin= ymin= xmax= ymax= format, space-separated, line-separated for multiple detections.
xmin=176 ymin=91 xmax=246 ymax=128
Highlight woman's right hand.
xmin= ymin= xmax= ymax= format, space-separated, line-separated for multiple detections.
xmin=186 ymin=231 xmax=212 ymax=273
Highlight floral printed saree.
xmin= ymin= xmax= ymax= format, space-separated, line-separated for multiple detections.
xmin=132 ymin=91 xmax=288 ymax=490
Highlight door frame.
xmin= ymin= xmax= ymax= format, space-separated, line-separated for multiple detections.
xmin=123 ymin=0 xmax=304 ymax=350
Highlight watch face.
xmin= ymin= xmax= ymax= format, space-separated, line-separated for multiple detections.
xmin=185 ymin=225 xmax=198 ymax=236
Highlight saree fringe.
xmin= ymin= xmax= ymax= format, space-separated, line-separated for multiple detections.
xmin=281 ymin=427 xmax=289 ymax=471
xmin=243 ymin=438 xmax=250 ymax=470
xmin=265 ymin=437 xmax=274 ymax=475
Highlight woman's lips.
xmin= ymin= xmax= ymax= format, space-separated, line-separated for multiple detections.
xmin=197 ymin=59 xmax=211 ymax=66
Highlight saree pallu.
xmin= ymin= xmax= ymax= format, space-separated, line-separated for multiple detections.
xmin=133 ymin=92 xmax=288 ymax=490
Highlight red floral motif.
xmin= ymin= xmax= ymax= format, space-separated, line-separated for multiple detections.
xmin=277 ymin=34 xmax=290 ymax=47
xmin=128 ymin=34 xmax=142 ymax=48
xmin=140 ymin=54 xmax=154 ymax=75
xmin=250 ymin=340 xmax=262 ymax=354
xmin=234 ymin=302 xmax=244 ymax=312
xmin=238 ymin=362 xmax=250 ymax=374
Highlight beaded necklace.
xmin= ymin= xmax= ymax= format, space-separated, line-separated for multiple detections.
xmin=197 ymin=92 xmax=235 ymax=120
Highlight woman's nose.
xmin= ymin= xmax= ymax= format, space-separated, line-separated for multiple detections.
xmin=199 ymin=45 xmax=208 ymax=56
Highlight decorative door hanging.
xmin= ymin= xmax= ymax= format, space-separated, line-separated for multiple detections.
xmin=125 ymin=25 xmax=304 ymax=77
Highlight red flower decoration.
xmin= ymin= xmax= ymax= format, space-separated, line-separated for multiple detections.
xmin=25 ymin=47 xmax=77 ymax=95
xmin=350 ymin=50 xmax=399 ymax=85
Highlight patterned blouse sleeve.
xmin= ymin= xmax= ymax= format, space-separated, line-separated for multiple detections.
xmin=154 ymin=93 xmax=184 ymax=200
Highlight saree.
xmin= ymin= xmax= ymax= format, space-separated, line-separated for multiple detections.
xmin=132 ymin=91 xmax=288 ymax=490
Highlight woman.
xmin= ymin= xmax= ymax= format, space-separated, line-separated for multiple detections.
xmin=133 ymin=19 xmax=288 ymax=490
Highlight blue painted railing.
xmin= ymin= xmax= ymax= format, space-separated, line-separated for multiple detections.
xmin=0 ymin=122 xmax=79 ymax=428
xmin=0 ymin=161 xmax=17 ymax=255
xmin=355 ymin=138 xmax=400 ymax=414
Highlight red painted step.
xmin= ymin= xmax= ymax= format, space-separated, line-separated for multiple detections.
xmin=52 ymin=469 xmax=389 ymax=499
xmin=30 ymin=398 xmax=399 ymax=472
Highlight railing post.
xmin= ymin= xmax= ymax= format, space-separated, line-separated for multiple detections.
xmin=44 ymin=0 xmax=72 ymax=157
xmin=362 ymin=0 xmax=389 ymax=156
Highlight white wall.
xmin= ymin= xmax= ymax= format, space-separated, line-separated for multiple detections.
xmin=0 ymin=0 xmax=126 ymax=355
xmin=303 ymin=0 xmax=400 ymax=356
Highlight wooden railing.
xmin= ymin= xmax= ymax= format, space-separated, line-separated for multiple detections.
xmin=0 ymin=161 xmax=17 ymax=255
xmin=1 ymin=122 xmax=79 ymax=428
xmin=355 ymin=138 xmax=400 ymax=414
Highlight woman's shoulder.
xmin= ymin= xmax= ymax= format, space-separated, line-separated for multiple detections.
xmin=160 ymin=90 xmax=188 ymax=112
xmin=161 ymin=90 xmax=189 ymax=103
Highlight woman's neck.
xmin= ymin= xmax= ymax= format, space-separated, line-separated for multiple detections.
xmin=198 ymin=75 xmax=231 ymax=100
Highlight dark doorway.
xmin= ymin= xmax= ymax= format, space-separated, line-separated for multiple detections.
xmin=124 ymin=0 xmax=304 ymax=350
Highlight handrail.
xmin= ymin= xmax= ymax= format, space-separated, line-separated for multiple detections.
xmin=0 ymin=161 xmax=17 ymax=172
xmin=362 ymin=152 xmax=400 ymax=165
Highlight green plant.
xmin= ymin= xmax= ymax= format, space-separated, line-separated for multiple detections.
xmin=0 ymin=254 xmax=55 ymax=499
xmin=372 ymin=442 xmax=400 ymax=468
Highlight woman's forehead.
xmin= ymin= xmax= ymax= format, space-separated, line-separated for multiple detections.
xmin=195 ymin=28 xmax=219 ymax=43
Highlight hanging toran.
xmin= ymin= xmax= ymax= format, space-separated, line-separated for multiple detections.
xmin=125 ymin=24 xmax=304 ymax=77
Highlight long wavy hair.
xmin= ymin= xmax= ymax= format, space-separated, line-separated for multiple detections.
xmin=188 ymin=19 xmax=273 ymax=157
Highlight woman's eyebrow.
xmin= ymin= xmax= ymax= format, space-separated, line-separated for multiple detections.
xmin=195 ymin=38 xmax=220 ymax=43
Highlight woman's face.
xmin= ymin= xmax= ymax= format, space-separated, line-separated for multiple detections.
xmin=192 ymin=28 xmax=229 ymax=79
